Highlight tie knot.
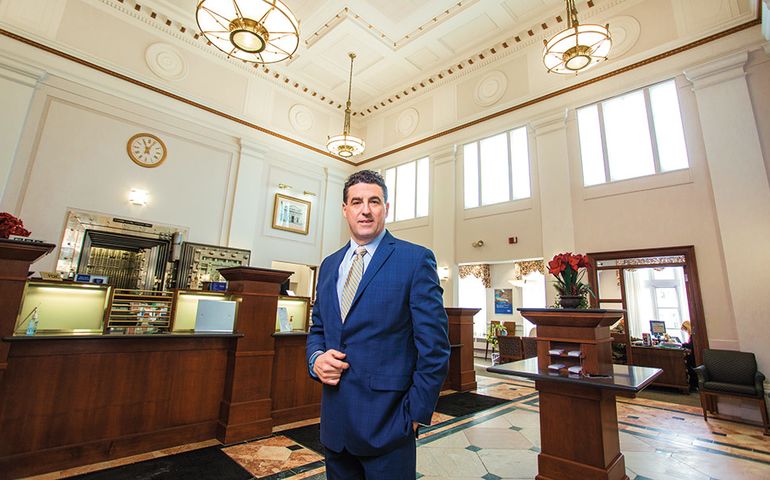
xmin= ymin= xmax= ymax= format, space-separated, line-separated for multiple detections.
xmin=355 ymin=246 xmax=367 ymax=257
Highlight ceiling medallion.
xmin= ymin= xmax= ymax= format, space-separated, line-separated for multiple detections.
xmin=543 ymin=0 xmax=612 ymax=74
xmin=196 ymin=0 xmax=300 ymax=64
xmin=326 ymin=53 xmax=365 ymax=158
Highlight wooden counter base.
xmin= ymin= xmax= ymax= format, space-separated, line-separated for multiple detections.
xmin=489 ymin=359 xmax=661 ymax=480
xmin=536 ymin=381 xmax=628 ymax=480
xmin=0 ymin=335 xmax=235 ymax=479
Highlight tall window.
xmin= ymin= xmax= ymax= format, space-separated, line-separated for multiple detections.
xmin=384 ymin=157 xmax=429 ymax=223
xmin=463 ymin=126 xmax=531 ymax=209
xmin=577 ymin=79 xmax=689 ymax=186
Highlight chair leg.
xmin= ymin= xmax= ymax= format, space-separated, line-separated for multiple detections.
xmin=759 ymin=397 xmax=770 ymax=436
xmin=699 ymin=391 xmax=709 ymax=422
xmin=485 ymin=340 xmax=489 ymax=360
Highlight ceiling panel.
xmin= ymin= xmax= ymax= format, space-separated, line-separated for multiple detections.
xmin=438 ymin=13 xmax=500 ymax=54
xmin=405 ymin=47 xmax=441 ymax=71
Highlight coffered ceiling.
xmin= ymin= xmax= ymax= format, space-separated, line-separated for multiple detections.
xmin=0 ymin=0 xmax=760 ymax=162
xmin=113 ymin=0 xmax=574 ymax=115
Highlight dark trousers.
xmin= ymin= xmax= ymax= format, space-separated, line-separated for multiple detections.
xmin=323 ymin=435 xmax=417 ymax=480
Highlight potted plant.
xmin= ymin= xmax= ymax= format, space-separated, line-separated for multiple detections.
xmin=0 ymin=212 xmax=31 ymax=239
xmin=547 ymin=252 xmax=593 ymax=309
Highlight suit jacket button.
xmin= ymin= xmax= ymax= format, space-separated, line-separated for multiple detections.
xmin=341 ymin=343 xmax=347 ymax=349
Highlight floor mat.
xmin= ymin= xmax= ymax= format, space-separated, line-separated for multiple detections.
xmin=280 ymin=423 xmax=324 ymax=455
xmin=70 ymin=446 xmax=252 ymax=480
xmin=434 ymin=391 xmax=509 ymax=417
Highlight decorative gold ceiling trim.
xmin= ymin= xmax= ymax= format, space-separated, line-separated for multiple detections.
xmin=0 ymin=27 xmax=356 ymax=165
xmin=357 ymin=16 xmax=761 ymax=165
xmin=102 ymin=0 xmax=348 ymax=111
xmin=355 ymin=0 xmax=604 ymax=116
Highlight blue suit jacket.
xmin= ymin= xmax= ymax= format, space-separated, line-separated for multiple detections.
xmin=306 ymin=231 xmax=450 ymax=456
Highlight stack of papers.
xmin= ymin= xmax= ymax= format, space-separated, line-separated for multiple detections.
xmin=567 ymin=365 xmax=582 ymax=375
xmin=548 ymin=348 xmax=565 ymax=355
xmin=548 ymin=363 xmax=566 ymax=370
xmin=566 ymin=350 xmax=582 ymax=357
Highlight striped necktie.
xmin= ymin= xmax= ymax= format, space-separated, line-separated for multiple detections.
xmin=340 ymin=246 xmax=367 ymax=321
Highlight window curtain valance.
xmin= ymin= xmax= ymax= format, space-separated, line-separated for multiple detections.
xmin=459 ymin=264 xmax=491 ymax=288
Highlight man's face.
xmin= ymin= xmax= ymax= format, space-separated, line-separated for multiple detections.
xmin=342 ymin=182 xmax=389 ymax=245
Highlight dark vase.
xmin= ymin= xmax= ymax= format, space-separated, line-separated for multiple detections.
xmin=558 ymin=294 xmax=584 ymax=309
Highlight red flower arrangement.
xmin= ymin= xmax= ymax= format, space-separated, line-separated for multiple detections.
xmin=0 ymin=212 xmax=31 ymax=239
xmin=548 ymin=252 xmax=593 ymax=307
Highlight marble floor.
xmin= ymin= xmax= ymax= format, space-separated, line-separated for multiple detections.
xmin=24 ymin=374 xmax=770 ymax=480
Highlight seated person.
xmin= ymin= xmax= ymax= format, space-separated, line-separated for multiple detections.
xmin=680 ymin=321 xmax=697 ymax=390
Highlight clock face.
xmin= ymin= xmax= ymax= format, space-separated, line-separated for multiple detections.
xmin=127 ymin=133 xmax=167 ymax=168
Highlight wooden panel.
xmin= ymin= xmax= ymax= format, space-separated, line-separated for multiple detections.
xmin=445 ymin=308 xmax=478 ymax=392
xmin=218 ymin=267 xmax=292 ymax=443
xmin=0 ymin=336 xmax=232 ymax=478
xmin=630 ymin=346 xmax=689 ymax=393
xmin=536 ymin=381 xmax=628 ymax=480
xmin=271 ymin=334 xmax=321 ymax=425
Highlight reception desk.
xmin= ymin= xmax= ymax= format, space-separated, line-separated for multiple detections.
xmin=0 ymin=240 xmax=322 ymax=479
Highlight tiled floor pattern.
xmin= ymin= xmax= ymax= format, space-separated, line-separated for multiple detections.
xmin=24 ymin=374 xmax=770 ymax=479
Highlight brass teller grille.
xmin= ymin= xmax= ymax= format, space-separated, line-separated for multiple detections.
xmin=105 ymin=289 xmax=174 ymax=334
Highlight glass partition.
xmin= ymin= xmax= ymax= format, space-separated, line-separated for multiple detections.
xmin=15 ymin=281 xmax=109 ymax=335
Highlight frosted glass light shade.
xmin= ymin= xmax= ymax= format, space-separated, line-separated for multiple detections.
xmin=326 ymin=134 xmax=365 ymax=158
xmin=543 ymin=23 xmax=611 ymax=74
xmin=196 ymin=0 xmax=299 ymax=64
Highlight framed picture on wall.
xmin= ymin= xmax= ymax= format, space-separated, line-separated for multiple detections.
xmin=272 ymin=194 xmax=311 ymax=235
xmin=494 ymin=288 xmax=513 ymax=314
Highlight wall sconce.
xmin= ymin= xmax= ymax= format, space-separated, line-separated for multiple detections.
xmin=278 ymin=183 xmax=293 ymax=190
xmin=128 ymin=189 xmax=149 ymax=206
xmin=437 ymin=266 xmax=450 ymax=281
xmin=472 ymin=240 xmax=484 ymax=248
xmin=303 ymin=191 xmax=317 ymax=196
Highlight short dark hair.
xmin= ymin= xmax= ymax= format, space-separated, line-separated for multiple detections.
xmin=343 ymin=170 xmax=388 ymax=204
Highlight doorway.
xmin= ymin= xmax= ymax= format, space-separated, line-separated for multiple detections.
xmin=587 ymin=246 xmax=708 ymax=366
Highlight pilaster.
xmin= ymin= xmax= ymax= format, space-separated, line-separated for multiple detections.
xmin=531 ymin=110 xmax=574 ymax=306
xmin=431 ymin=145 xmax=456 ymax=306
xmin=684 ymin=51 xmax=770 ymax=374
xmin=0 ymin=58 xmax=46 ymax=208
xmin=227 ymin=140 xmax=268 ymax=255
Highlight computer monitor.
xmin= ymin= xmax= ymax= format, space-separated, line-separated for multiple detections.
xmin=649 ymin=320 xmax=667 ymax=335
xmin=194 ymin=299 xmax=237 ymax=333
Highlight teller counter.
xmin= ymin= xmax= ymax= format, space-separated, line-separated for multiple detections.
xmin=0 ymin=240 xmax=322 ymax=479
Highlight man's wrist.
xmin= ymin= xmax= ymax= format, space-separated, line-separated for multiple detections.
xmin=308 ymin=350 xmax=324 ymax=378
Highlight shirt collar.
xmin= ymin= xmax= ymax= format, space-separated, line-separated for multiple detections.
xmin=347 ymin=229 xmax=387 ymax=257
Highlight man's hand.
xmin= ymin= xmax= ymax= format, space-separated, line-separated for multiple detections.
xmin=312 ymin=349 xmax=350 ymax=385
xmin=413 ymin=421 xmax=419 ymax=433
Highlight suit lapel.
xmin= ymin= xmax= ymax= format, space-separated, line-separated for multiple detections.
xmin=328 ymin=244 xmax=348 ymax=321
xmin=348 ymin=231 xmax=396 ymax=314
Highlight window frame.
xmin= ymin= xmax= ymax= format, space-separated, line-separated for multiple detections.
xmin=462 ymin=125 xmax=531 ymax=210
xmin=383 ymin=157 xmax=430 ymax=224
xmin=577 ymin=79 xmax=688 ymax=186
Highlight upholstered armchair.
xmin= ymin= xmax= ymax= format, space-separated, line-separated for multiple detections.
xmin=695 ymin=349 xmax=769 ymax=435
xmin=522 ymin=336 xmax=538 ymax=360
xmin=497 ymin=335 xmax=523 ymax=364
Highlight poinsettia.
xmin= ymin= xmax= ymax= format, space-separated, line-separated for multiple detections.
xmin=0 ymin=212 xmax=31 ymax=239
xmin=548 ymin=252 xmax=592 ymax=297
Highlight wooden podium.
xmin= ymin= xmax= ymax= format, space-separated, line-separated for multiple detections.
xmin=489 ymin=308 xmax=661 ymax=480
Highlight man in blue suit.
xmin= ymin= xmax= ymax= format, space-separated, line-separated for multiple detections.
xmin=306 ymin=170 xmax=450 ymax=479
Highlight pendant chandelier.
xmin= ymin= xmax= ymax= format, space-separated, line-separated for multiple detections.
xmin=196 ymin=0 xmax=300 ymax=64
xmin=543 ymin=0 xmax=611 ymax=74
xmin=326 ymin=53 xmax=365 ymax=158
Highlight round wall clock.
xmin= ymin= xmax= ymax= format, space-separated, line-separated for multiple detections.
xmin=127 ymin=133 xmax=167 ymax=168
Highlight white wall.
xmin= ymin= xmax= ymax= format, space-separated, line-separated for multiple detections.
xmin=364 ymin=28 xmax=770 ymax=376
xmin=0 ymin=45 xmax=352 ymax=274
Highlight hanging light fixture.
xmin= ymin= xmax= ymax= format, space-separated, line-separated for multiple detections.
xmin=543 ymin=0 xmax=611 ymax=74
xmin=196 ymin=0 xmax=299 ymax=64
xmin=326 ymin=53 xmax=365 ymax=158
